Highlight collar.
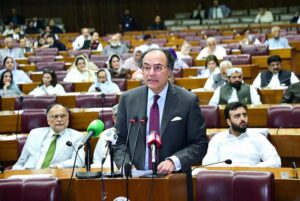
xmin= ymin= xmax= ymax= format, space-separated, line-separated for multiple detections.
xmin=147 ymin=82 xmax=169 ymax=102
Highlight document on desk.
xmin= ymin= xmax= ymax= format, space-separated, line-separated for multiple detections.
xmin=131 ymin=170 xmax=153 ymax=177
xmin=8 ymin=174 xmax=52 ymax=179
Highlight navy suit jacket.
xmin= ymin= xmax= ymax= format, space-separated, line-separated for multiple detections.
xmin=113 ymin=83 xmax=208 ymax=171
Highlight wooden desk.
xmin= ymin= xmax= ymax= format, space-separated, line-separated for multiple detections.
xmin=0 ymin=169 xmax=186 ymax=201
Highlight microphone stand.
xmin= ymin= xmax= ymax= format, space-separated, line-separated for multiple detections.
xmin=105 ymin=141 xmax=122 ymax=178
xmin=76 ymin=141 xmax=102 ymax=179
xmin=15 ymin=96 xmax=23 ymax=139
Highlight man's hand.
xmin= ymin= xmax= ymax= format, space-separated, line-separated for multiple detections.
xmin=157 ymin=159 xmax=175 ymax=174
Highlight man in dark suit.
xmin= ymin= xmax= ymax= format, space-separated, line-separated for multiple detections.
xmin=113 ymin=48 xmax=208 ymax=201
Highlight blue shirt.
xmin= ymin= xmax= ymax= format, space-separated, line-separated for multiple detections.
xmin=265 ymin=37 xmax=290 ymax=50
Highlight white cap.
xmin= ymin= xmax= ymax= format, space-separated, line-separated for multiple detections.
xmin=226 ymin=67 xmax=242 ymax=76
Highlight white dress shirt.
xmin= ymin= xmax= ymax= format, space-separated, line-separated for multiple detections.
xmin=202 ymin=130 xmax=281 ymax=167
xmin=29 ymin=84 xmax=66 ymax=96
xmin=252 ymin=72 xmax=299 ymax=89
xmin=196 ymin=46 xmax=227 ymax=60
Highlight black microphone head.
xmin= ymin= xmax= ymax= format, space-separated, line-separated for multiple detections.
xmin=66 ymin=141 xmax=73 ymax=147
xmin=100 ymin=93 xmax=105 ymax=99
xmin=140 ymin=116 xmax=148 ymax=125
xmin=225 ymin=159 xmax=232 ymax=165
xmin=0 ymin=165 xmax=4 ymax=173
xmin=130 ymin=116 xmax=138 ymax=124
xmin=292 ymin=162 xmax=297 ymax=169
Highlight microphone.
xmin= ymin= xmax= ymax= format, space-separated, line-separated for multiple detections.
xmin=66 ymin=141 xmax=85 ymax=167
xmin=120 ymin=116 xmax=138 ymax=176
xmin=127 ymin=116 xmax=148 ymax=175
xmin=78 ymin=119 xmax=104 ymax=150
xmin=146 ymin=131 xmax=162 ymax=175
xmin=0 ymin=165 xmax=4 ymax=173
xmin=15 ymin=96 xmax=23 ymax=139
xmin=192 ymin=159 xmax=232 ymax=175
xmin=95 ymin=86 xmax=101 ymax=92
xmin=291 ymin=162 xmax=299 ymax=179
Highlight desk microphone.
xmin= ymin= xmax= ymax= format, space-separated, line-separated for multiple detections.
xmin=15 ymin=96 xmax=23 ymax=139
xmin=125 ymin=116 xmax=148 ymax=177
xmin=192 ymin=159 xmax=232 ymax=170
xmin=146 ymin=131 xmax=162 ymax=176
xmin=291 ymin=162 xmax=299 ymax=179
xmin=120 ymin=116 xmax=138 ymax=176
xmin=66 ymin=141 xmax=85 ymax=167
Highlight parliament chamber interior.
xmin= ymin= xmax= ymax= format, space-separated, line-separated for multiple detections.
xmin=0 ymin=0 xmax=300 ymax=200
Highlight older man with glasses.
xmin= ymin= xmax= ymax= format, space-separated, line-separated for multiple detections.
xmin=13 ymin=104 xmax=85 ymax=170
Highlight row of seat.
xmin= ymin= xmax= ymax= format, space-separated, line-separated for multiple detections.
xmin=4 ymin=105 xmax=300 ymax=134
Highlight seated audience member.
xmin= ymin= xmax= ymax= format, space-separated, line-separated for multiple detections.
xmin=24 ymin=19 xmax=39 ymax=34
xmin=0 ymin=56 xmax=32 ymax=84
xmin=0 ymin=36 xmax=24 ymax=60
xmin=203 ymin=102 xmax=281 ymax=167
xmin=10 ymin=25 xmax=25 ymax=41
xmin=190 ymin=2 xmax=206 ymax=21
xmin=239 ymin=28 xmax=261 ymax=45
xmin=102 ymin=34 xmax=129 ymax=56
xmin=2 ymin=22 xmax=14 ymax=36
xmin=131 ymin=68 xmax=143 ymax=81
xmin=138 ymin=34 xmax=160 ymax=52
xmin=123 ymin=47 xmax=143 ymax=71
xmin=92 ymin=104 xmax=118 ymax=168
xmin=254 ymin=5 xmax=274 ymax=23
xmin=281 ymin=82 xmax=300 ymax=103
xmin=32 ymin=16 xmax=45 ymax=31
xmin=64 ymin=55 xmax=96 ymax=82
xmin=107 ymin=54 xmax=129 ymax=79
xmin=48 ymin=19 xmax=63 ymax=34
xmin=290 ymin=9 xmax=300 ymax=24
xmin=169 ymin=48 xmax=188 ymax=69
xmin=13 ymin=104 xmax=85 ymax=170
xmin=150 ymin=15 xmax=166 ymax=30
xmin=81 ymin=31 xmax=103 ymax=51
xmin=29 ymin=69 xmax=66 ymax=96
xmin=203 ymin=60 xmax=232 ymax=91
xmin=72 ymin=28 xmax=91 ymax=50
xmin=252 ymin=55 xmax=298 ymax=89
xmin=196 ymin=37 xmax=227 ymax=60
xmin=68 ymin=54 xmax=98 ymax=73
xmin=46 ymin=34 xmax=66 ymax=51
xmin=0 ymin=70 xmax=22 ymax=97
xmin=197 ymin=54 xmax=220 ymax=78
xmin=19 ymin=37 xmax=33 ymax=53
xmin=208 ymin=0 xmax=231 ymax=19
xmin=265 ymin=26 xmax=290 ymax=50
xmin=34 ymin=35 xmax=47 ymax=48
xmin=209 ymin=68 xmax=261 ymax=106
xmin=176 ymin=41 xmax=192 ymax=59
xmin=88 ymin=69 xmax=121 ymax=93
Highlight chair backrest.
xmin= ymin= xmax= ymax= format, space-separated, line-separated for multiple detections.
xmin=200 ymin=105 xmax=220 ymax=128
xmin=68 ymin=50 xmax=91 ymax=57
xmin=60 ymin=82 xmax=74 ymax=92
xmin=98 ymin=108 xmax=114 ymax=129
xmin=223 ymin=54 xmax=251 ymax=65
xmin=36 ymin=62 xmax=65 ymax=71
xmin=241 ymin=45 xmax=269 ymax=56
xmin=90 ymin=55 xmax=109 ymax=61
xmin=196 ymin=170 xmax=274 ymax=201
xmin=21 ymin=109 xmax=48 ymax=133
xmin=93 ymin=60 xmax=106 ymax=68
xmin=267 ymin=105 xmax=293 ymax=128
xmin=291 ymin=106 xmax=300 ymax=127
xmin=75 ymin=94 xmax=117 ymax=108
xmin=34 ymin=48 xmax=58 ymax=56
xmin=0 ymin=177 xmax=62 ymax=201
xmin=15 ymin=96 xmax=57 ymax=110
xmin=28 ymin=56 xmax=56 ymax=64
xmin=112 ymin=78 xmax=127 ymax=91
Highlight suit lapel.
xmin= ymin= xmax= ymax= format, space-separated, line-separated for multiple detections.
xmin=161 ymin=84 xmax=178 ymax=138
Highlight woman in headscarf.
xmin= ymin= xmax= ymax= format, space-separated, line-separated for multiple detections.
xmin=0 ymin=56 xmax=32 ymax=84
xmin=0 ymin=70 xmax=22 ymax=97
xmin=88 ymin=68 xmax=121 ymax=93
xmin=64 ymin=55 xmax=96 ymax=82
xmin=107 ymin=54 xmax=129 ymax=79
xmin=123 ymin=47 xmax=143 ymax=71
xmin=29 ymin=69 xmax=66 ymax=96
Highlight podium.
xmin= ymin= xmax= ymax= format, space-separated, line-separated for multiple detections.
xmin=75 ymin=173 xmax=187 ymax=201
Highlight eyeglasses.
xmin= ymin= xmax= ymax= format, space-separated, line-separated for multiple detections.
xmin=141 ymin=65 xmax=167 ymax=73
xmin=48 ymin=114 xmax=68 ymax=120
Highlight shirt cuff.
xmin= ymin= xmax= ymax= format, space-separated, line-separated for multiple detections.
xmin=167 ymin=156 xmax=181 ymax=171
